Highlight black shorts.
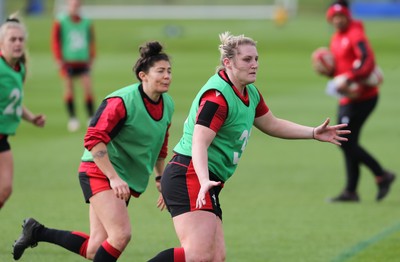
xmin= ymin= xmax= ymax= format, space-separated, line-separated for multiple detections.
xmin=0 ymin=135 xmax=10 ymax=152
xmin=64 ymin=65 xmax=90 ymax=77
xmin=161 ymin=154 xmax=223 ymax=220
xmin=78 ymin=161 xmax=140 ymax=204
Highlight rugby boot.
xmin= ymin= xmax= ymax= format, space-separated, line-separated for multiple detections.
xmin=377 ymin=170 xmax=396 ymax=201
xmin=329 ymin=190 xmax=360 ymax=203
xmin=12 ymin=217 xmax=43 ymax=260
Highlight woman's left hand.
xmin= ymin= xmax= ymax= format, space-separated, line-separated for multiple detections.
xmin=314 ymin=118 xmax=351 ymax=146
xmin=156 ymin=193 xmax=166 ymax=211
xmin=32 ymin=114 xmax=46 ymax=127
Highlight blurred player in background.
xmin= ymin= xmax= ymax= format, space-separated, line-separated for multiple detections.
xmin=51 ymin=0 xmax=96 ymax=132
xmin=148 ymin=31 xmax=350 ymax=262
xmin=12 ymin=41 xmax=174 ymax=262
xmin=0 ymin=14 xmax=46 ymax=210
xmin=324 ymin=0 xmax=395 ymax=202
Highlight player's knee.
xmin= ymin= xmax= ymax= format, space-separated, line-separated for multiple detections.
xmin=340 ymin=141 xmax=356 ymax=152
xmin=213 ymin=252 xmax=226 ymax=262
xmin=213 ymin=249 xmax=226 ymax=262
xmin=111 ymin=230 xmax=131 ymax=251
xmin=0 ymin=185 xmax=12 ymax=202
xmin=86 ymin=242 xmax=101 ymax=259
xmin=121 ymin=230 xmax=132 ymax=246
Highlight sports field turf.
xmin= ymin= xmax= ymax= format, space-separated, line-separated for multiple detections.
xmin=1 ymin=3 xmax=400 ymax=262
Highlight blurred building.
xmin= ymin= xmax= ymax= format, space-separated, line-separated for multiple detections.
xmin=351 ymin=0 xmax=400 ymax=19
xmin=26 ymin=0 xmax=44 ymax=15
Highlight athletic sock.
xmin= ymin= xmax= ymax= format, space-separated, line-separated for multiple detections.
xmin=36 ymin=227 xmax=89 ymax=258
xmin=93 ymin=240 xmax=121 ymax=262
xmin=65 ymin=96 xmax=75 ymax=118
xmin=85 ymin=96 xmax=95 ymax=117
xmin=148 ymin=247 xmax=185 ymax=262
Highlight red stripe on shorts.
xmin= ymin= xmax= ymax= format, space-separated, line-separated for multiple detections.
xmin=186 ymin=160 xmax=213 ymax=211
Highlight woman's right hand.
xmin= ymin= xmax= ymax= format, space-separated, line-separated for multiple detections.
xmin=109 ymin=176 xmax=130 ymax=201
xmin=196 ymin=180 xmax=221 ymax=208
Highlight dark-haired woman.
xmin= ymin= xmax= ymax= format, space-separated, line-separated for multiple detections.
xmin=0 ymin=15 xmax=46 ymax=210
xmin=13 ymin=41 xmax=174 ymax=262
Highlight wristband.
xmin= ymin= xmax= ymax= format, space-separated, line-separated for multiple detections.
xmin=155 ymin=176 xmax=162 ymax=182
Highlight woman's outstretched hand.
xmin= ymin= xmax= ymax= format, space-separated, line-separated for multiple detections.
xmin=313 ymin=118 xmax=351 ymax=146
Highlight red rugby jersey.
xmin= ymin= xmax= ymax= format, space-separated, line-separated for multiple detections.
xmin=330 ymin=19 xmax=378 ymax=105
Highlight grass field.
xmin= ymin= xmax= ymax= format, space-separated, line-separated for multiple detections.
xmin=1 ymin=6 xmax=400 ymax=262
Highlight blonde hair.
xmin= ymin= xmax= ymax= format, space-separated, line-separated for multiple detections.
xmin=0 ymin=12 xmax=27 ymax=43
xmin=0 ymin=12 xmax=28 ymax=66
xmin=216 ymin=31 xmax=257 ymax=72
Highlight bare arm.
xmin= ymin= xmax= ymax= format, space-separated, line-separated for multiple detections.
xmin=254 ymin=111 xmax=350 ymax=145
xmin=22 ymin=106 xmax=45 ymax=127
xmin=153 ymin=158 xmax=165 ymax=184
xmin=254 ymin=110 xmax=314 ymax=139
xmin=154 ymin=158 xmax=166 ymax=211
xmin=192 ymin=124 xmax=221 ymax=208
xmin=90 ymin=142 xmax=130 ymax=201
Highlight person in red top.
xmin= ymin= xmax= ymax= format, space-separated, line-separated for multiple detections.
xmin=326 ymin=0 xmax=395 ymax=202
xmin=51 ymin=0 xmax=96 ymax=132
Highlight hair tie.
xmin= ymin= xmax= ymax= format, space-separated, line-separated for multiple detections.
xmin=6 ymin=18 xmax=20 ymax=23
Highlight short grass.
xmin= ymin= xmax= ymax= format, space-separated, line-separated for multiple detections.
xmin=1 ymin=9 xmax=400 ymax=262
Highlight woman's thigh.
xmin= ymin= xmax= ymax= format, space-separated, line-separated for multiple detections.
xmin=89 ymin=190 xmax=131 ymax=248
xmin=173 ymin=210 xmax=223 ymax=261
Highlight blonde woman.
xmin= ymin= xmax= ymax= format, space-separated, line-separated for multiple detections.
xmin=149 ymin=32 xmax=350 ymax=262
xmin=0 ymin=15 xmax=45 ymax=210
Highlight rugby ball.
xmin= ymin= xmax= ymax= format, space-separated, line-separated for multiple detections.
xmin=326 ymin=74 xmax=359 ymax=98
xmin=352 ymin=60 xmax=384 ymax=87
xmin=364 ymin=66 xmax=384 ymax=86
xmin=311 ymin=47 xmax=335 ymax=76
xmin=333 ymin=74 xmax=358 ymax=91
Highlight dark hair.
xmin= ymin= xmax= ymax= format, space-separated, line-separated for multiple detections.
xmin=133 ymin=41 xmax=170 ymax=81
xmin=331 ymin=0 xmax=349 ymax=7
xmin=5 ymin=17 xmax=20 ymax=23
